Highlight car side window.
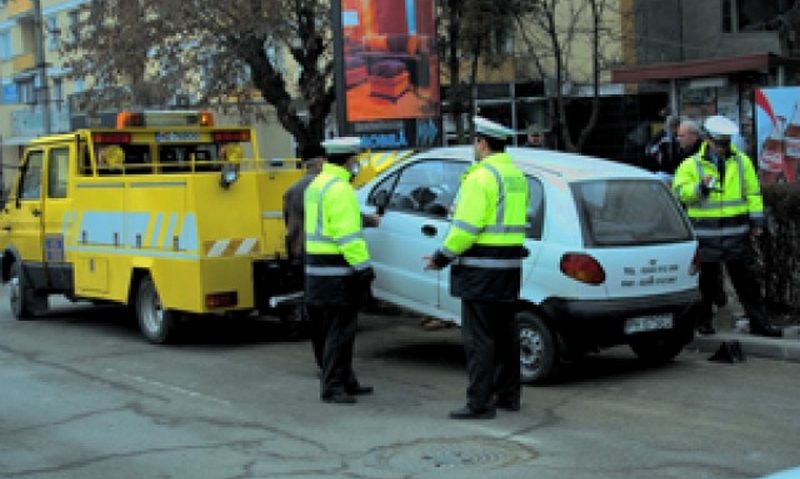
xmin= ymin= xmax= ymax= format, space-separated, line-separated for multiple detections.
xmin=526 ymin=177 xmax=545 ymax=240
xmin=389 ymin=160 xmax=467 ymax=217
xmin=48 ymin=147 xmax=69 ymax=199
xmin=20 ymin=151 xmax=43 ymax=200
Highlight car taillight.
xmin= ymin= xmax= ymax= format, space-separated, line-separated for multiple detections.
xmin=690 ymin=246 xmax=700 ymax=275
xmin=560 ymin=253 xmax=606 ymax=285
xmin=206 ymin=292 xmax=238 ymax=308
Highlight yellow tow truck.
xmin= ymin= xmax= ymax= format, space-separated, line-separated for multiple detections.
xmin=0 ymin=110 xmax=305 ymax=342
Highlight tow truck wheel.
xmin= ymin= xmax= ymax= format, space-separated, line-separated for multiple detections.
xmin=9 ymin=262 xmax=34 ymax=320
xmin=517 ymin=310 xmax=558 ymax=384
xmin=135 ymin=275 xmax=177 ymax=344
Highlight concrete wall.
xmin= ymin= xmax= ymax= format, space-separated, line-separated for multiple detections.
xmin=634 ymin=0 xmax=781 ymax=64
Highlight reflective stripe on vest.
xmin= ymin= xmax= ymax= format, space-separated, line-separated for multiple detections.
xmin=479 ymin=162 xmax=528 ymax=234
xmin=453 ymin=257 xmax=522 ymax=268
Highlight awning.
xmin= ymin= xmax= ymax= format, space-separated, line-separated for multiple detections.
xmin=611 ymin=53 xmax=799 ymax=83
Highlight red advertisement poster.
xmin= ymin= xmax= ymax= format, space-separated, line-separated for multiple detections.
xmin=339 ymin=0 xmax=440 ymax=122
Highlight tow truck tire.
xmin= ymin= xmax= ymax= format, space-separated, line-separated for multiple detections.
xmin=135 ymin=275 xmax=177 ymax=344
xmin=517 ymin=310 xmax=558 ymax=384
xmin=9 ymin=262 xmax=35 ymax=320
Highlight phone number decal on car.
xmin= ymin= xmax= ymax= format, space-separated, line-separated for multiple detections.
xmin=155 ymin=132 xmax=200 ymax=143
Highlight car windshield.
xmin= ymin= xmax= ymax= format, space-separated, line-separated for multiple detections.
xmin=573 ymin=179 xmax=692 ymax=246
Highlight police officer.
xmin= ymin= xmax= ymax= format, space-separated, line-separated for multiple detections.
xmin=425 ymin=117 xmax=529 ymax=419
xmin=305 ymin=137 xmax=375 ymax=404
xmin=672 ymin=115 xmax=782 ymax=338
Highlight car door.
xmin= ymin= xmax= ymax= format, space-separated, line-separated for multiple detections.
xmin=364 ymin=158 xmax=465 ymax=314
xmin=41 ymin=145 xmax=72 ymax=285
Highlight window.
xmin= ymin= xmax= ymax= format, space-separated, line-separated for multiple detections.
xmin=52 ymin=78 xmax=63 ymax=110
xmin=46 ymin=16 xmax=59 ymax=51
xmin=16 ymin=79 xmax=34 ymax=104
xmin=574 ymin=180 xmax=692 ymax=246
xmin=368 ymin=160 xmax=465 ymax=217
xmin=723 ymin=0 xmax=793 ymax=33
xmin=526 ymin=178 xmax=545 ymax=240
xmin=20 ymin=151 xmax=43 ymax=200
xmin=48 ymin=148 xmax=69 ymax=198
xmin=68 ymin=10 xmax=79 ymax=42
xmin=0 ymin=31 xmax=10 ymax=61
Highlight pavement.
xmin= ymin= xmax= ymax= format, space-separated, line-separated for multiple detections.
xmin=687 ymin=305 xmax=800 ymax=363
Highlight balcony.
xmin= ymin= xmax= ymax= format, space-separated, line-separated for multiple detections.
xmin=11 ymin=104 xmax=70 ymax=138
xmin=7 ymin=0 xmax=34 ymax=19
xmin=12 ymin=52 xmax=35 ymax=72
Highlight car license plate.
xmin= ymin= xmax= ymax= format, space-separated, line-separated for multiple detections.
xmin=624 ymin=314 xmax=673 ymax=334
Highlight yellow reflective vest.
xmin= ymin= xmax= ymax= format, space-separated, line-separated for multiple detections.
xmin=304 ymin=163 xmax=371 ymax=304
xmin=672 ymin=142 xmax=764 ymax=261
xmin=432 ymin=151 xmax=529 ymax=300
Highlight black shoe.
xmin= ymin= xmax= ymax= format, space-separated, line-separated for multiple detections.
xmin=751 ymin=325 xmax=783 ymax=338
xmin=495 ymin=399 xmax=520 ymax=412
xmin=346 ymin=385 xmax=374 ymax=396
xmin=448 ymin=405 xmax=496 ymax=420
xmin=697 ymin=325 xmax=716 ymax=335
xmin=321 ymin=392 xmax=357 ymax=404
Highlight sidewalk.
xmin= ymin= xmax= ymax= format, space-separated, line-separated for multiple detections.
xmin=687 ymin=305 xmax=800 ymax=362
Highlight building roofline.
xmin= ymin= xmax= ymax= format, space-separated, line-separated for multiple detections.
xmin=611 ymin=53 xmax=800 ymax=83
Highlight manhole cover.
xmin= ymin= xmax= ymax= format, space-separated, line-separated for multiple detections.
xmin=365 ymin=436 xmax=538 ymax=473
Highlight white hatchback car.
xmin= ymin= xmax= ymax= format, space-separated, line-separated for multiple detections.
xmin=357 ymin=146 xmax=700 ymax=383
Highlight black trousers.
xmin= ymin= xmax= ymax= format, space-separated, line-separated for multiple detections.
xmin=307 ymin=304 xmax=359 ymax=398
xmin=695 ymin=259 xmax=773 ymax=331
xmin=461 ymin=300 xmax=520 ymax=410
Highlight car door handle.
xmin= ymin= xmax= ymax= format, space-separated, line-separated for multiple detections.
xmin=421 ymin=224 xmax=437 ymax=237
xmin=31 ymin=208 xmax=41 ymax=217
xmin=2 ymin=225 xmax=10 ymax=232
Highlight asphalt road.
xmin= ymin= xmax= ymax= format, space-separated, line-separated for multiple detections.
xmin=0 ymin=293 xmax=798 ymax=479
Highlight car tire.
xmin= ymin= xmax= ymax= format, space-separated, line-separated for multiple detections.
xmin=629 ymin=317 xmax=693 ymax=364
xmin=517 ymin=310 xmax=558 ymax=384
xmin=135 ymin=275 xmax=177 ymax=344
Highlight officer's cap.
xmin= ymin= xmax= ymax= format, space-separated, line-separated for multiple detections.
xmin=703 ymin=115 xmax=739 ymax=140
xmin=474 ymin=116 xmax=515 ymax=140
xmin=322 ymin=137 xmax=363 ymax=156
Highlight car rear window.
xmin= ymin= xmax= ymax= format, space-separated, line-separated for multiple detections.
xmin=573 ymin=179 xmax=692 ymax=246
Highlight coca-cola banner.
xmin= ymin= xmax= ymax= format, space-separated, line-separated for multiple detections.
xmin=755 ymin=87 xmax=800 ymax=184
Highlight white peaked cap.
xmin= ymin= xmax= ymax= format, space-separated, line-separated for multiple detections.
xmin=474 ymin=116 xmax=515 ymax=140
xmin=704 ymin=115 xmax=739 ymax=139
xmin=322 ymin=137 xmax=363 ymax=155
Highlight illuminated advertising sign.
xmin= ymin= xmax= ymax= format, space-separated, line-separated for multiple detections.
xmin=333 ymin=0 xmax=442 ymax=148
xmin=754 ymin=87 xmax=800 ymax=184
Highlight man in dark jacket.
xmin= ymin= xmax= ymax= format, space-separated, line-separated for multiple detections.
xmin=645 ymin=116 xmax=681 ymax=176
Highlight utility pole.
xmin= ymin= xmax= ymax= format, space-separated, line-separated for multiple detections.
xmin=33 ymin=0 xmax=51 ymax=135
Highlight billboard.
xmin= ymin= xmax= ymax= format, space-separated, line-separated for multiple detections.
xmin=754 ymin=87 xmax=800 ymax=184
xmin=333 ymin=0 xmax=441 ymax=148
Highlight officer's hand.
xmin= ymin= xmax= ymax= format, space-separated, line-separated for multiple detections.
xmin=751 ymin=226 xmax=763 ymax=238
xmin=363 ymin=213 xmax=381 ymax=228
xmin=423 ymin=256 xmax=441 ymax=271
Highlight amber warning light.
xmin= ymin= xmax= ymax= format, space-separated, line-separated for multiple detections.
xmin=116 ymin=110 xmax=214 ymax=128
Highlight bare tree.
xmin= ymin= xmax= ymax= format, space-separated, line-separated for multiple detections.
xmin=437 ymin=0 xmax=522 ymax=143
xmin=61 ymin=0 xmax=334 ymax=157
xmin=515 ymin=0 xmax=620 ymax=152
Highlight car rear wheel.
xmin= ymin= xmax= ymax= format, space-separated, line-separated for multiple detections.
xmin=135 ymin=275 xmax=177 ymax=344
xmin=517 ymin=310 xmax=558 ymax=383
xmin=629 ymin=317 xmax=693 ymax=364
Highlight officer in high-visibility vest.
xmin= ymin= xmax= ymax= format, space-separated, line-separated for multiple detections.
xmin=672 ymin=115 xmax=782 ymax=338
xmin=305 ymin=137 xmax=376 ymax=404
xmin=425 ymin=117 xmax=529 ymax=419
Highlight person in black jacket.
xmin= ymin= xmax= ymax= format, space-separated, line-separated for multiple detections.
xmin=645 ymin=116 xmax=681 ymax=176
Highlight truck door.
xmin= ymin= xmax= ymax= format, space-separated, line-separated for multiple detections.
xmin=9 ymin=150 xmax=45 ymax=263
xmin=41 ymin=146 xmax=71 ymax=280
